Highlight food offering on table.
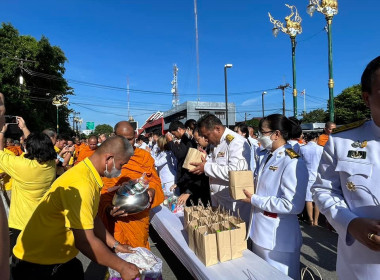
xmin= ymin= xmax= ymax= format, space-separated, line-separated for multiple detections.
xmin=112 ymin=173 xmax=151 ymax=215
xmin=163 ymin=193 xmax=183 ymax=214
xmin=107 ymin=247 xmax=163 ymax=280
xmin=185 ymin=202 xmax=247 ymax=266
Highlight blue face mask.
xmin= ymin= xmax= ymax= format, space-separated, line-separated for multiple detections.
xmin=104 ymin=158 xmax=121 ymax=178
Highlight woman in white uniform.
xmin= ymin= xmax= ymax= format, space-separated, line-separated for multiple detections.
xmin=242 ymin=114 xmax=308 ymax=280
xmin=299 ymin=132 xmax=323 ymax=226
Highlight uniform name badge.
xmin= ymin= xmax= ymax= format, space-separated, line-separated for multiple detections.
xmin=347 ymin=150 xmax=366 ymax=159
xmin=217 ymin=151 xmax=225 ymax=158
xmin=269 ymin=166 xmax=278 ymax=171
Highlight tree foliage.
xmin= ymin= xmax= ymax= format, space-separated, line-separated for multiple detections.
xmin=301 ymin=109 xmax=328 ymax=123
xmin=0 ymin=23 xmax=73 ymax=134
xmin=245 ymin=118 xmax=260 ymax=130
xmin=94 ymin=124 xmax=113 ymax=136
xmin=334 ymin=84 xmax=370 ymax=124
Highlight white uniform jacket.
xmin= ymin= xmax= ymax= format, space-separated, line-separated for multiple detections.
xmin=204 ymin=127 xmax=251 ymax=190
xmin=204 ymin=128 xmax=251 ymax=222
xmin=300 ymin=141 xmax=323 ymax=201
xmin=250 ymin=144 xmax=308 ymax=252
xmin=312 ymin=120 xmax=380 ymax=279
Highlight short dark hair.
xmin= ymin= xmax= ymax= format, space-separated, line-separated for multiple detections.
xmin=197 ymin=114 xmax=223 ymax=130
xmin=259 ymin=114 xmax=301 ymax=141
xmin=185 ymin=119 xmax=197 ymax=131
xmin=169 ymin=121 xmax=185 ymax=132
xmin=304 ymin=131 xmax=319 ymax=142
xmin=137 ymin=134 xmax=148 ymax=144
xmin=24 ymin=133 xmax=57 ymax=164
xmin=237 ymin=123 xmax=249 ymax=139
xmin=361 ymin=56 xmax=380 ymax=94
xmin=152 ymin=130 xmax=161 ymax=137
xmin=288 ymin=117 xmax=302 ymax=139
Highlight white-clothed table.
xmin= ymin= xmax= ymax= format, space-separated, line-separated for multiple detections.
xmin=150 ymin=206 xmax=291 ymax=280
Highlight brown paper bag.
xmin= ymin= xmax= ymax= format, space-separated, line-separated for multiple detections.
xmin=226 ymin=218 xmax=247 ymax=259
xmin=211 ymin=223 xmax=232 ymax=262
xmin=184 ymin=206 xmax=196 ymax=225
xmin=195 ymin=225 xmax=218 ymax=266
xmin=183 ymin=148 xmax=203 ymax=171
xmin=229 ymin=170 xmax=255 ymax=200
xmin=187 ymin=219 xmax=199 ymax=252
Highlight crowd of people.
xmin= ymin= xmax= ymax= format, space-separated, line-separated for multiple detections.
xmin=0 ymin=56 xmax=380 ymax=280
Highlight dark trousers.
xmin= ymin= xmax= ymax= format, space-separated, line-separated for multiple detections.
xmin=11 ymin=257 xmax=84 ymax=280
xmin=9 ymin=227 xmax=21 ymax=252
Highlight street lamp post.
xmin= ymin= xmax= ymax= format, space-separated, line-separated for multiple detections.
xmin=52 ymin=95 xmax=69 ymax=134
xmin=269 ymin=4 xmax=302 ymax=118
xmin=224 ymin=64 xmax=233 ymax=127
xmin=307 ymin=0 xmax=338 ymax=122
xmin=262 ymin=91 xmax=267 ymax=118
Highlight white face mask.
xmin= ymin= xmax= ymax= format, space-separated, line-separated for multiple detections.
xmin=258 ymin=132 xmax=274 ymax=151
xmin=104 ymin=158 xmax=121 ymax=178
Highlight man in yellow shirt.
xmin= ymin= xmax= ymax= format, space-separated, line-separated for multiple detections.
xmin=11 ymin=136 xmax=139 ymax=280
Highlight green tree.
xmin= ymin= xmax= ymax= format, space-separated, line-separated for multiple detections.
xmin=245 ymin=118 xmax=260 ymax=130
xmin=334 ymin=84 xmax=370 ymax=124
xmin=0 ymin=23 xmax=73 ymax=134
xmin=94 ymin=124 xmax=113 ymax=136
xmin=301 ymin=109 xmax=328 ymax=123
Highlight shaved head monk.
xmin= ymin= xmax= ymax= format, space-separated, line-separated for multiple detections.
xmin=11 ymin=136 xmax=141 ymax=279
xmin=98 ymin=121 xmax=164 ymax=249
xmin=75 ymin=135 xmax=98 ymax=165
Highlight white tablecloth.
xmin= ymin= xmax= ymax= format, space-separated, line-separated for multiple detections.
xmin=150 ymin=206 xmax=291 ymax=280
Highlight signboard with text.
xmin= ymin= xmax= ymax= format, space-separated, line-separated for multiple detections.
xmin=86 ymin=122 xmax=95 ymax=130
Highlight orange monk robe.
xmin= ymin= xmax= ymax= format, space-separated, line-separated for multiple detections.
xmin=98 ymin=148 xmax=163 ymax=249
xmin=74 ymin=145 xmax=95 ymax=165
xmin=317 ymin=134 xmax=329 ymax=147
xmin=6 ymin=145 xmax=22 ymax=156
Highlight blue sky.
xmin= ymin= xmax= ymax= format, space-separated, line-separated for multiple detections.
xmin=2 ymin=0 xmax=379 ymax=130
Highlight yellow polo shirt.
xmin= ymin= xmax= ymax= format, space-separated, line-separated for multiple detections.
xmin=54 ymin=146 xmax=61 ymax=154
xmin=0 ymin=148 xmax=16 ymax=191
xmin=13 ymin=158 xmax=103 ymax=265
xmin=0 ymin=150 xmax=56 ymax=230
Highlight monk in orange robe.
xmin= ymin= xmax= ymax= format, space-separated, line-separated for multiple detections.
xmin=74 ymin=135 xmax=98 ymax=165
xmin=5 ymin=139 xmax=22 ymax=156
xmin=317 ymin=121 xmax=336 ymax=146
xmin=98 ymin=121 xmax=163 ymax=249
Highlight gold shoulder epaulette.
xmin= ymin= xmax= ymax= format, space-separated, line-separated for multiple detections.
xmin=285 ymin=148 xmax=300 ymax=159
xmin=225 ymin=134 xmax=235 ymax=143
xmin=332 ymin=119 xmax=367 ymax=134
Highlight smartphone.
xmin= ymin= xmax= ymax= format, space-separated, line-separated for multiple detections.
xmin=5 ymin=115 xmax=17 ymax=124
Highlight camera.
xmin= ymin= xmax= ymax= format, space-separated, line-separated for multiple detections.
xmin=5 ymin=115 xmax=17 ymax=124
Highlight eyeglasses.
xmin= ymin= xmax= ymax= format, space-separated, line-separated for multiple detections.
xmin=258 ymin=130 xmax=274 ymax=137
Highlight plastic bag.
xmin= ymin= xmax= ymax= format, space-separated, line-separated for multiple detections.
xmin=108 ymin=247 xmax=163 ymax=280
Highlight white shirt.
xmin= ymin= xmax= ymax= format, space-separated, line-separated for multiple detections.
xmin=299 ymin=141 xmax=323 ymax=201
xmin=250 ymin=144 xmax=308 ymax=252
xmin=287 ymin=139 xmax=301 ymax=154
xmin=204 ymin=128 xmax=251 ymax=193
xmin=154 ymin=150 xmax=177 ymax=184
xmin=151 ymin=143 xmax=159 ymax=158
xmin=248 ymin=137 xmax=259 ymax=174
xmin=312 ymin=120 xmax=380 ymax=279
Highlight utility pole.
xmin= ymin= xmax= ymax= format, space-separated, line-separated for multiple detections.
xmin=127 ymin=76 xmax=130 ymax=119
xmin=262 ymin=91 xmax=267 ymax=118
xmin=277 ymin=83 xmax=290 ymax=116
xmin=171 ymin=64 xmax=179 ymax=107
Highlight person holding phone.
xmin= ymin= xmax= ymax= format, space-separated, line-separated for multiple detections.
xmin=0 ymin=120 xmax=56 ymax=250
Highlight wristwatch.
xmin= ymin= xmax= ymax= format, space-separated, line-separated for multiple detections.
xmin=112 ymin=240 xmax=120 ymax=252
